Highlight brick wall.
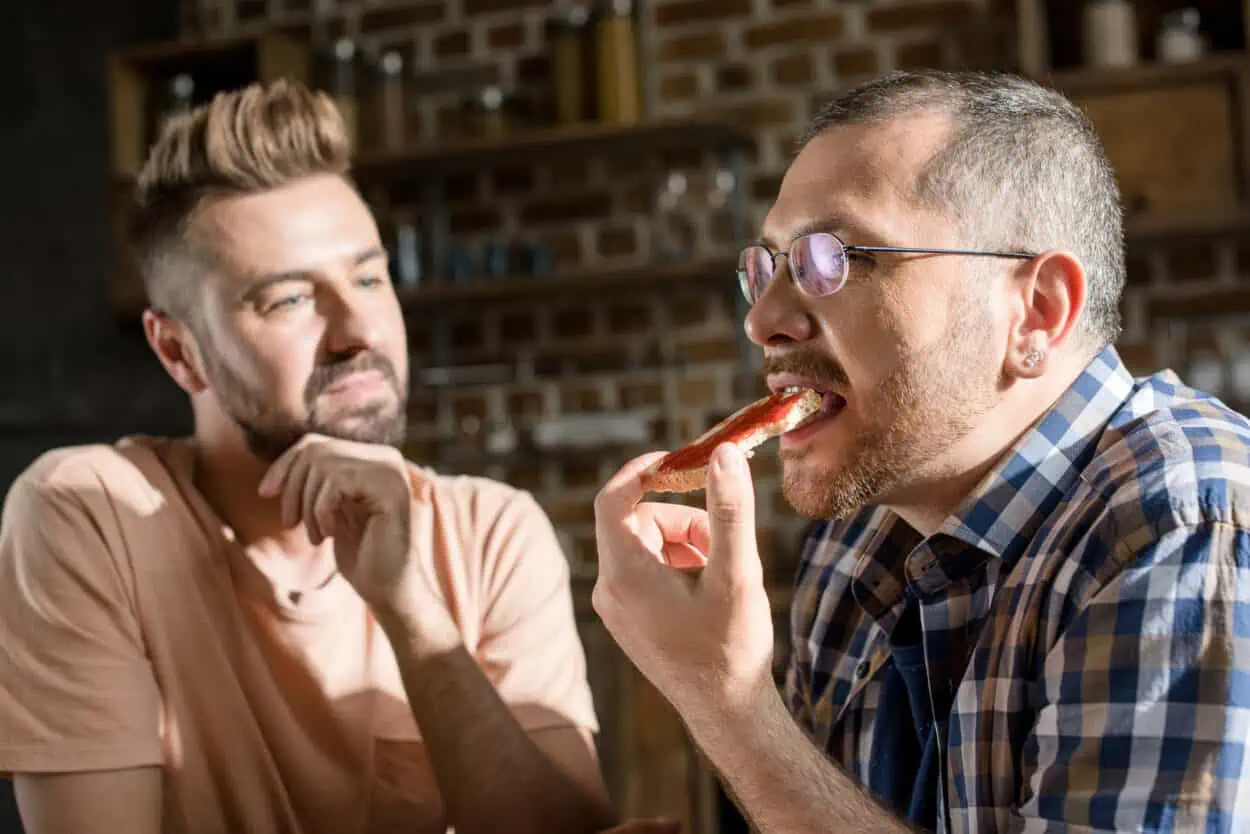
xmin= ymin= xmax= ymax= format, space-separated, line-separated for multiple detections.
xmin=175 ymin=0 xmax=1250 ymax=828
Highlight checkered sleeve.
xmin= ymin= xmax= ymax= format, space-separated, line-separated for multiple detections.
xmin=1013 ymin=521 xmax=1250 ymax=833
xmin=783 ymin=651 xmax=812 ymax=731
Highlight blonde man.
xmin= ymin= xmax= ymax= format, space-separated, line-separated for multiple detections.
xmin=0 ymin=79 xmax=621 ymax=834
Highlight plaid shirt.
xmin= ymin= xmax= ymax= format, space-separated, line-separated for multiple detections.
xmin=784 ymin=345 xmax=1250 ymax=833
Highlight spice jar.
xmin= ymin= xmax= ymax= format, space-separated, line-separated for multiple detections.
xmin=595 ymin=0 xmax=642 ymax=124
xmin=550 ymin=6 xmax=591 ymax=124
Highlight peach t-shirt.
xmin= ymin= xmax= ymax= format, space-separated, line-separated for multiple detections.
xmin=0 ymin=436 xmax=598 ymax=833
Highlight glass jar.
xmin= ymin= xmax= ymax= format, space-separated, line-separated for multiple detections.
xmin=1082 ymin=0 xmax=1138 ymax=68
xmin=1157 ymin=8 xmax=1205 ymax=64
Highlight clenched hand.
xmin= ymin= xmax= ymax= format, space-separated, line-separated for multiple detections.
xmin=257 ymin=434 xmax=456 ymax=647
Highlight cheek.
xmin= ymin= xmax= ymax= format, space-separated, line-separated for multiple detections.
xmin=241 ymin=327 xmax=320 ymax=402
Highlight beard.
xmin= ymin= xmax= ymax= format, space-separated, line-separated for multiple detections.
xmin=777 ymin=291 xmax=1000 ymax=520
xmin=199 ymin=337 xmax=409 ymax=463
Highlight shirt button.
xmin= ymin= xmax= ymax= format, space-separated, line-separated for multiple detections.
xmin=856 ymin=660 xmax=871 ymax=678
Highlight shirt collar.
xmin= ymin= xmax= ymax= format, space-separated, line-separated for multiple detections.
xmin=837 ymin=345 xmax=1135 ymax=623
xmin=937 ymin=344 xmax=1135 ymax=568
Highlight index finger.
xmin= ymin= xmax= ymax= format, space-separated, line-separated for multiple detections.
xmin=593 ymin=450 xmax=670 ymax=529
xmin=258 ymin=435 xmax=318 ymax=497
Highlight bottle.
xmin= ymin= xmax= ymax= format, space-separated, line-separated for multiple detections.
xmin=595 ymin=0 xmax=642 ymax=124
xmin=169 ymin=73 xmax=195 ymax=115
xmin=331 ymin=38 xmax=359 ymax=148
xmin=1082 ymin=0 xmax=1138 ymax=68
xmin=377 ymin=49 xmax=406 ymax=151
xmin=478 ymin=85 xmax=506 ymax=138
xmin=389 ymin=215 xmax=423 ymax=290
xmin=550 ymin=6 xmax=591 ymax=124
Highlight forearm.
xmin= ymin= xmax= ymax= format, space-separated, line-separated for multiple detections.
xmin=381 ymin=619 xmax=615 ymax=834
xmin=685 ymin=682 xmax=918 ymax=834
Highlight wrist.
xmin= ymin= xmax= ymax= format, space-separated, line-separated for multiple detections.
xmin=372 ymin=593 xmax=463 ymax=660
xmin=683 ymin=670 xmax=783 ymax=747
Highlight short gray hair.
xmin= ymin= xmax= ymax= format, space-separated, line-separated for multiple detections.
xmin=804 ymin=70 xmax=1124 ymax=348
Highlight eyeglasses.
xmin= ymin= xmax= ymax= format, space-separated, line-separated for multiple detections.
xmin=737 ymin=232 xmax=1037 ymax=304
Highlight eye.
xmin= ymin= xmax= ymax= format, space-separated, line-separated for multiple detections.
xmin=262 ymin=293 xmax=310 ymax=314
xmin=356 ymin=273 xmax=388 ymax=288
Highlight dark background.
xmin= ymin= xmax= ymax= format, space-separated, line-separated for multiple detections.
xmin=0 ymin=0 xmax=189 ymax=496
xmin=0 ymin=3 xmax=184 ymax=827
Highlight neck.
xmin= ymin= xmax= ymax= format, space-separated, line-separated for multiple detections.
xmin=886 ymin=356 xmax=1088 ymax=538
xmin=191 ymin=426 xmax=316 ymax=556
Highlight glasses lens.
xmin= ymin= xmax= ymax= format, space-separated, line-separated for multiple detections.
xmin=791 ymin=233 xmax=847 ymax=297
xmin=737 ymin=245 xmax=773 ymax=303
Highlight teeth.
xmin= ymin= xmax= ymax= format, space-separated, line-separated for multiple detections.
xmin=782 ymin=386 xmax=806 ymax=393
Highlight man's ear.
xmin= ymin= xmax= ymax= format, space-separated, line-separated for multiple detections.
xmin=143 ymin=309 xmax=209 ymax=395
xmin=1005 ymin=250 xmax=1087 ymax=379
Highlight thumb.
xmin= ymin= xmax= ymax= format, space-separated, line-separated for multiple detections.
xmin=706 ymin=443 xmax=759 ymax=583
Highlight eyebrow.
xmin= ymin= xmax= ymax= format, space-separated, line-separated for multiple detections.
xmin=240 ymin=246 xmax=388 ymax=299
xmin=755 ymin=212 xmax=888 ymax=251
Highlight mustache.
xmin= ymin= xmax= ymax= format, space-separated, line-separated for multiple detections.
xmin=761 ymin=351 xmax=850 ymax=388
xmin=305 ymin=351 xmax=401 ymax=399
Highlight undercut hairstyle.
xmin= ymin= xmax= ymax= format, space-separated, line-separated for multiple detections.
xmin=128 ymin=78 xmax=354 ymax=320
xmin=804 ymin=69 xmax=1125 ymax=349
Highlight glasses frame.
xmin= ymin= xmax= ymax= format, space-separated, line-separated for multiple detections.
xmin=737 ymin=231 xmax=1037 ymax=304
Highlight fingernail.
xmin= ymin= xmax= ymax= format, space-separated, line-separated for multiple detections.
xmin=257 ymin=474 xmax=274 ymax=497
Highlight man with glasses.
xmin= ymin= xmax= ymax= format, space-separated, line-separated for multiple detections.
xmin=591 ymin=69 xmax=1250 ymax=833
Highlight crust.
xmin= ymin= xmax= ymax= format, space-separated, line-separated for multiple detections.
xmin=640 ymin=464 xmax=709 ymax=494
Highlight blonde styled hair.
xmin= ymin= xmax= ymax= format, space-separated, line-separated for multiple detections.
xmin=129 ymin=78 xmax=353 ymax=318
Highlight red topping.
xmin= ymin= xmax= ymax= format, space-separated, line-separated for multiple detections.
xmin=652 ymin=390 xmax=815 ymax=474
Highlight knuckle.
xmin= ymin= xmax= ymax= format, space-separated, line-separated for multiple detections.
xmin=590 ymin=581 xmax=611 ymax=617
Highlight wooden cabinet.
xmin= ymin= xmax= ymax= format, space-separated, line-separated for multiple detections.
xmin=107 ymin=32 xmax=311 ymax=179
xmin=1015 ymin=1 xmax=1250 ymax=239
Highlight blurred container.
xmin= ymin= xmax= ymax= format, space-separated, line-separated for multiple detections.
xmin=1157 ymin=8 xmax=1206 ymax=64
xmin=1082 ymin=0 xmax=1138 ymax=68
xmin=596 ymin=0 xmax=642 ymax=124
xmin=550 ymin=6 xmax=592 ymax=124
xmin=330 ymin=38 xmax=360 ymax=148
xmin=376 ymin=49 xmax=407 ymax=150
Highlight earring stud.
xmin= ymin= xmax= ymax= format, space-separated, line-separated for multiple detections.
xmin=1022 ymin=349 xmax=1044 ymax=369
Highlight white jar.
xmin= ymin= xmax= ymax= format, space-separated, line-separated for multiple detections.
xmin=1083 ymin=0 xmax=1138 ymax=68
xmin=1157 ymin=8 xmax=1206 ymax=63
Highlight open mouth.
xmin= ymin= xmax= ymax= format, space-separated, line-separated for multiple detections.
xmin=780 ymin=386 xmax=848 ymax=440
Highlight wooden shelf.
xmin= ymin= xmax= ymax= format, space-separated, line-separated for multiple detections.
xmin=397 ymin=255 xmax=737 ymax=309
xmin=1042 ymin=53 xmax=1250 ymax=94
xmin=351 ymin=119 xmax=754 ymax=181
xmin=1125 ymin=206 xmax=1250 ymax=240
xmin=111 ymin=118 xmax=754 ymax=192
xmin=112 ymin=256 xmax=738 ymax=322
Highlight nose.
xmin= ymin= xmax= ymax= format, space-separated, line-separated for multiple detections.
xmin=743 ymin=261 xmax=816 ymax=347
xmin=321 ymin=285 xmax=381 ymax=358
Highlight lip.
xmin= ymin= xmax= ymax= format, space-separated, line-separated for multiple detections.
xmin=322 ymin=370 xmax=386 ymax=397
xmin=765 ymin=373 xmax=839 ymax=396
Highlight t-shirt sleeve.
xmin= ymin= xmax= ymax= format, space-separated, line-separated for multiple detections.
xmin=0 ymin=470 xmax=163 ymax=774
xmin=472 ymin=489 xmax=599 ymax=735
